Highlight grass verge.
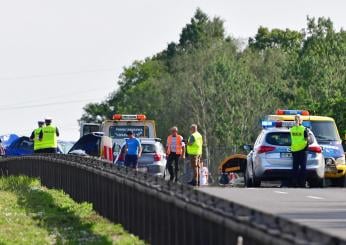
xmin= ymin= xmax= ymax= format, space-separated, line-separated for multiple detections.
xmin=0 ymin=176 xmax=144 ymax=245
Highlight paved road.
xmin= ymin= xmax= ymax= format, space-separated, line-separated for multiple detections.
xmin=200 ymin=187 xmax=346 ymax=239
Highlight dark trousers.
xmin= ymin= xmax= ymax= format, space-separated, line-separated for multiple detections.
xmin=167 ymin=153 xmax=180 ymax=181
xmin=40 ymin=148 xmax=57 ymax=154
xmin=292 ymin=150 xmax=307 ymax=187
xmin=34 ymin=149 xmax=45 ymax=154
xmin=125 ymin=155 xmax=139 ymax=169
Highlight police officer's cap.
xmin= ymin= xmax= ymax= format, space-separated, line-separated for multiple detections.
xmin=38 ymin=120 xmax=45 ymax=124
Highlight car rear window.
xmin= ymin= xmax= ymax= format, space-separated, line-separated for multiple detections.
xmin=142 ymin=144 xmax=156 ymax=153
xmin=265 ymin=132 xmax=291 ymax=146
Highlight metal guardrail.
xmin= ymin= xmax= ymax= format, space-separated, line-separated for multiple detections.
xmin=0 ymin=155 xmax=345 ymax=245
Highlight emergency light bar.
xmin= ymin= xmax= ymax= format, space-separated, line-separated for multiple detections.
xmin=276 ymin=109 xmax=310 ymax=116
xmin=112 ymin=114 xmax=147 ymax=121
xmin=262 ymin=120 xmax=311 ymax=128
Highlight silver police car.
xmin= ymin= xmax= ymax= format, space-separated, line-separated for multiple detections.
xmin=244 ymin=122 xmax=325 ymax=188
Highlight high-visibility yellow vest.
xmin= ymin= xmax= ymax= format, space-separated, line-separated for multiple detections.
xmin=290 ymin=125 xmax=307 ymax=152
xmin=187 ymin=132 xmax=203 ymax=156
xmin=41 ymin=125 xmax=58 ymax=149
xmin=34 ymin=128 xmax=44 ymax=151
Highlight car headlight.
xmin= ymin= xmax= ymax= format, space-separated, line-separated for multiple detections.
xmin=335 ymin=156 xmax=346 ymax=166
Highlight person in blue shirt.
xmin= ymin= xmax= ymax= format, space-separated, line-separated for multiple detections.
xmin=125 ymin=131 xmax=142 ymax=169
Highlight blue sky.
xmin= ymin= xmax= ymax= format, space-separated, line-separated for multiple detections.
xmin=0 ymin=0 xmax=345 ymax=140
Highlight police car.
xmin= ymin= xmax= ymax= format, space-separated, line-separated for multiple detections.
xmin=268 ymin=109 xmax=346 ymax=187
xmin=244 ymin=120 xmax=325 ymax=188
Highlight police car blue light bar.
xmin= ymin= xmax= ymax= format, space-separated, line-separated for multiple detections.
xmin=276 ymin=109 xmax=310 ymax=116
xmin=262 ymin=120 xmax=311 ymax=128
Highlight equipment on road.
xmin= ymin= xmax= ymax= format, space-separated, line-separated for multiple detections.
xmin=218 ymin=154 xmax=246 ymax=186
xmin=267 ymin=109 xmax=346 ymax=187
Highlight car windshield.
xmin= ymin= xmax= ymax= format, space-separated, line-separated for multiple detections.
xmin=141 ymin=144 xmax=156 ymax=153
xmin=310 ymin=121 xmax=340 ymax=142
xmin=266 ymin=132 xmax=291 ymax=146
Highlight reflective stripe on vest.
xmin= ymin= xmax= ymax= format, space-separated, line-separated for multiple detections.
xmin=41 ymin=125 xmax=58 ymax=149
xmin=167 ymin=134 xmax=183 ymax=155
xmin=34 ymin=128 xmax=44 ymax=150
xmin=187 ymin=132 xmax=203 ymax=155
xmin=290 ymin=125 xmax=307 ymax=152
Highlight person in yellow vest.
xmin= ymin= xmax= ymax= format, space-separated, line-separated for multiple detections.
xmin=187 ymin=124 xmax=203 ymax=186
xmin=166 ymin=126 xmax=185 ymax=182
xmin=39 ymin=117 xmax=60 ymax=153
xmin=290 ymin=114 xmax=309 ymax=187
xmin=29 ymin=120 xmax=45 ymax=153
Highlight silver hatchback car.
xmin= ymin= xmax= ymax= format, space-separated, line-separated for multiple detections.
xmin=245 ymin=126 xmax=325 ymax=187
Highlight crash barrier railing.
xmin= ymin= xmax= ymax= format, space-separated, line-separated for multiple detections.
xmin=0 ymin=155 xmax=345 ymax=245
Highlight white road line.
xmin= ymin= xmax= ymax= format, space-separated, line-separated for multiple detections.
xmin=274 ymin=191 xmax=288 ymax=194
xmin=306 ymin=195 xmax=325 ymax=200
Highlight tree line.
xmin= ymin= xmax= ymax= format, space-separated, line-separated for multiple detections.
xmin=81 ymin=9 xmax=346 ymax=168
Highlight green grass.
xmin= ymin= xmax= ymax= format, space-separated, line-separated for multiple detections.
xmin=0 ymin=176 xmax=145 ymax=245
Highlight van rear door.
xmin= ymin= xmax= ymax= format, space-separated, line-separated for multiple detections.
xmin=80 ymin=123 xmax=101 ymax=137
xmin=103 ymin=120 xmax=156 ymax=139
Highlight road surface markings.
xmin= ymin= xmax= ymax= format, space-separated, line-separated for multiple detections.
xmin=274 ymin=191 xmax=288 ymax=194
xmin=306 ymin=195 xmax=324 ymax=200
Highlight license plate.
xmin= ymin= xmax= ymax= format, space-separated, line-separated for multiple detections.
xmin=137 ymin=167 xmax=148 ymax=173
xmin=325 ymin=166 xmax=337 ymax=173
xmin=281 ymin=153 xmax=292 ymax=158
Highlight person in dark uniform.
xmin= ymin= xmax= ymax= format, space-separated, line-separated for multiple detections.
xmin=290 ymin=114 xmax=309 ymax=187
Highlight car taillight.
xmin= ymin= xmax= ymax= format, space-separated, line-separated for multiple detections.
xmin=154 ymin=153 xmax=161 ymax=161
xmin=257 ymin=146 xmax=276 ymax=154
xmin=308 ymin=146 xmax=322 ymax=153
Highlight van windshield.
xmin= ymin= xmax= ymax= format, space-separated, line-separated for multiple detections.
xmin=310 ymin=121 xmax=340 ymax=142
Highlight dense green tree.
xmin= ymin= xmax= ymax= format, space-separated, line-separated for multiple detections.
xmin=249 ymin=26 xmax=304 ymax=51
xmin=81 ymin=10 xmax=346 ymax=173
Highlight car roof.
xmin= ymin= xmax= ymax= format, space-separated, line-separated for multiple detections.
xmin=267 ymin=115 xmax=335 ymax=122
xmin=141 ymin=140 xmax=161 ymax=145
xmin=262 ymin=127 xmax=292 ymax=133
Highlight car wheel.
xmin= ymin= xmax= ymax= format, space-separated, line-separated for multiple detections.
xmin=308 ymin=178 xmax=325 ymax=188
xmin=245 ymin=169 xmax=253 ymax=187
xmin=251 ymin=164 xmax=261 ymax=187
xmin=333 ymin=175 xmax=346 ymax=187
xmin=252 ymin=177 xmax=261 ymax=187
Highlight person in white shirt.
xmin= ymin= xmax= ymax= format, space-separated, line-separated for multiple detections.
xmin=199 ymin=161 xmax=209 ymax=186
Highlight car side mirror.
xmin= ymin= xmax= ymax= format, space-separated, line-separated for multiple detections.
xmin=243 ymin=144 xmax=253 ymax=152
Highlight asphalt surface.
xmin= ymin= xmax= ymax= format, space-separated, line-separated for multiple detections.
xmin=200 ymin=187 xmax=346 ymax=239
